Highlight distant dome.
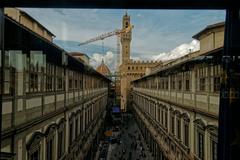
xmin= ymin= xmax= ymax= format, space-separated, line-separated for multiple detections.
xmin=96 ymin=59 xmax=111 ymax=76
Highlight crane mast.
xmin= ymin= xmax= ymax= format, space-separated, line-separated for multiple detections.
xmin=117 ymin=35 xmax=121 ymax=68
xmin=78 ymin=25 xmax=133 ymax=70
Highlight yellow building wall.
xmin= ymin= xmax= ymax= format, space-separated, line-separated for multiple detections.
xmin=4 ymin=8 xmax=53 ymax=42
xmin=199 ymin=26 xmax=224 ymax=53
xmin=4 ymin=8 xmax=20 ymax=21
xmin=215 ymin=29 xmax=224 ymax=48
xmin=20 ymin=15 xmax=33 ymax=29
xmin=120 ymin=61 xmax=160 ymax=111
xmin=200 ymin=33 xmax=214 ymax=53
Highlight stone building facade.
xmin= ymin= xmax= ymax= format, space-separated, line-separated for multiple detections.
xmin=1 ymin=8 xmax=111 ymax=160
xmin=119 ymin=13 xmax=161 ymax=112
xmin=131 ymin=22 xmax=224 ymax=160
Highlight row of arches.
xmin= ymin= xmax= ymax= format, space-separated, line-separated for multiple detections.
xmin=25 ymin=94 xmax=108 ymax=160
xmin=27 ymin=118 xmax=66 ymax=160
xmin=132 ymin=92 xmax=218 ymax=160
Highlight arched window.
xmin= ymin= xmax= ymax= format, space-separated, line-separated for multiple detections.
xmin=45 ymin=124 xmax=57 ymax=160
xmin=85 ymin=105 xmax=88 ymax=129
xmin=27 ymin=132 xmax=44 ymax=160
xmin=79 ymin=110 xmax=83 ymax=134
xmin=57 ymin=119 xmax=66 ymax=159
xmin=154 ymin=102 xmax=157 ymax=120
xmin=75 ymin=111 xmax=80 ymax=138
xmin=194 ymin=119 xmax=206 ymax=160
xmin=170 ymin=108 xmax=175 ymax=135
xmin=161 ymin=105 xmax=164 ymax=126
xmin=182 ymin=113 xmax=190 ymax=147
xmin=88 ymin=106 xmax=90 ymax=124
xmin=69 ymin=113 xmax=75 ymax=146
xmin=207 ymin=125 xmax=218 ymax=160
xmin=175 ymin=110 xmax=181 ymax=140
xmin=157 ymin=104 xmax=161 ymax=123
xmin=164 ymin=107 xmax=168 ymax=130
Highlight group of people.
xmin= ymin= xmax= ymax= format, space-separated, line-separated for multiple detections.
xmin=130 ymin=132 xmax=147 ymax=159
xmin=126 ymin=129 xmax=148 ymax=159
xmin=108 ymin=114 xmax=152 ymax=160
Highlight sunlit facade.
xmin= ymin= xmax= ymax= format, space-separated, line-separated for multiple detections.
xmin=131 ymin=22 xmax=224 ymax=160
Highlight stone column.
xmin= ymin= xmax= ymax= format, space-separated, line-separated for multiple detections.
xmin=189 ymin=113 xmax=195 ymax=154
xmin=65 ymin=114 xmax=69 ymax=153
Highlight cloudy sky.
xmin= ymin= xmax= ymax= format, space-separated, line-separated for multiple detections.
xmin=21 ymin=8 xmax=225 ymax=70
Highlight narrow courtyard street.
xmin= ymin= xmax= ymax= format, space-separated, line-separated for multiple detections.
xmin=106 ymin=113 xmax=154 ymax=160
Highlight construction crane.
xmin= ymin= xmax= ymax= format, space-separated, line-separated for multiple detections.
xmin=78 ymin=25 xmax=134 ymax=69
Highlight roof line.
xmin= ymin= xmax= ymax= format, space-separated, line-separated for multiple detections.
xmin=16 ymin=8 xmax=56 ymax=37
xmin=192 ymin=21 xmax=225 ymax=39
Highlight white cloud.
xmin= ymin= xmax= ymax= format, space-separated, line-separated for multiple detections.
xmin=20 ymin=8 xmax=224 ymax=58
xmin=151 ymin=40 xmax=200 ymax=61
xmin=131 ymin=56 xmax=141 ymax=61
xmin=137 ymin=14 xmax=143 ymax=18
xmin=90 ymin=51 xmax=117 ymax=71
xmin=87 ymin=39 xmax=199 ymax=72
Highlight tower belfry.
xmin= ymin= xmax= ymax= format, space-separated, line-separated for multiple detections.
xmin=121 ymin=12 xmax=132 ymax=64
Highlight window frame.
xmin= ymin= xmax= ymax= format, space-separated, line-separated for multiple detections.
xmin=212 ymin=65 xmax=221 ymax=93
xmin=184 ymin=71 xmax=191 ymax=91
xmin=182 ymin=113 xmax=190 ymax=147
xmin=195 ymin=119 xmax=206 ymax=160
xmin=171 ymin=74 xmax=176 ymax=90
xmin=57 ymin=122 xmax=65 ymax=159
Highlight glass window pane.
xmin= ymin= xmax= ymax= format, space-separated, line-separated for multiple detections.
xmin=4 ymin=82 xmax=10 ymax=94
xmin=8 ymin=50 xmax=22 ymax=71
xmin=4 ymin=51 xmax=10 ymax=67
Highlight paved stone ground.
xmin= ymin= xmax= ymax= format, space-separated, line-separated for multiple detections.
xmin=107 ymin=113 xmax=154 ymax=160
